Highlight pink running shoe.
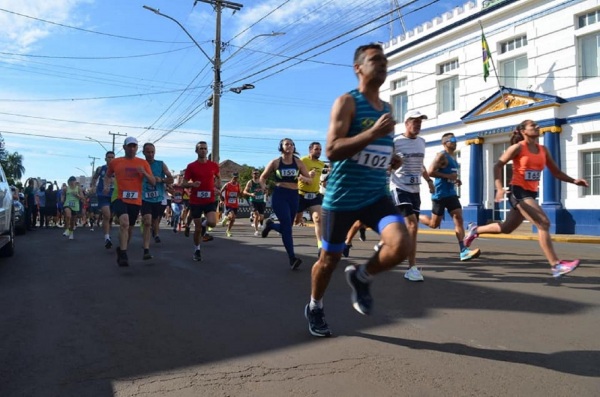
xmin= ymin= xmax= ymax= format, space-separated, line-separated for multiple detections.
xmin=552 ymin=260 xmax=580 ymax=278
xmin=464 ymin=222 xmax=478 ymax=248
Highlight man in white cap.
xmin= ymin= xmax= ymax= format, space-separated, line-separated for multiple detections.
xmin=389 ymin=110 xmax=435 ymax=282
xmin=104 ymin=137 xmax=155 ymax=267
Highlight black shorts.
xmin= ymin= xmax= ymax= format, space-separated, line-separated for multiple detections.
xmin=508 ymin=185 xmax=538 ymax=209
xmin=298 ymin=192 xmax=323 ymax=213
xmin=142 ymin=201 xmax=167 ymax=219
xmin=111 ymin=199 xmax=141 ymax=226
xmin=251 ymin=201 xmax=266 ymax=215
xmin=321 ymin=196 xmax=404 ymax=254
xmin=89 ymin=204 xmax=100 ymax=215
xmin=431 ymin=196 xmax=462 ymax=216
xmin=190 ymin=203 xmax=217 ymax=219
xmin=391 ymin=188 xmax=421 ymax=217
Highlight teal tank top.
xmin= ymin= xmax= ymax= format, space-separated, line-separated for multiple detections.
xmin=432 ymin=152 xmax=459 ymax=200
xmin=142 ymin=160 xmax=165 ymax=203
xmin=249 ymin=181 xmax=265 ymax=203
xmin=322 ymin=89 xmax=393 ymax=211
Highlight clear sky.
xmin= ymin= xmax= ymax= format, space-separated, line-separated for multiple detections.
xmin=0 ymin=0 xmax=455 ymax=184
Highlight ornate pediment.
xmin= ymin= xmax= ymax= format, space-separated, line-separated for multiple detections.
xmin=461 ymin=87 xmax=566 ymax=123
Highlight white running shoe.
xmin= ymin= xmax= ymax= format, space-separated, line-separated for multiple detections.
xmin=404 ymin=266 xmax=424 ymax=282
xmin=69 ymin=232 xmax=74 ymax=240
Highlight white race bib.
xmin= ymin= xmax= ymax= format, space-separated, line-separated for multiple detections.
xmin=196 ymin=191 xmax=211 ymax=199
xmin=123 ymin=191 xmax=139 ymax=199
xmin=352 ymin=144 xmax=392 ymax=169
xmin=144 ymin=191 xmax=160 ymax=199
xmin=400 ymin=174 xmax=421 ymax=185
xmin=280 ymin=168 xmax=297 ymax=177
xmin=255 ymin=193 xmax=264 ymax=200
xmin=227 ymin=197 xmax=237 ymax=204
xmin=303 ymin=192 xmax=317 ymax=200
xmin=524 ymin=170 xmax=541 ymax=181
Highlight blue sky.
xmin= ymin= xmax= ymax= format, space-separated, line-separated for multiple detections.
xmin=0 ymin=0 xmax=454 ymax=184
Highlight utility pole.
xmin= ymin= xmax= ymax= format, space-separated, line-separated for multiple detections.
xmin=88 ymin=155 xmax=100 ymax=177
xmin=108 ymin=131 xmax=127 ymax=152
xmin=196 ymin=0 xmax=244 ymax=164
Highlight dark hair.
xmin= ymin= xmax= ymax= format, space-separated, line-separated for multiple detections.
xmin=143 ymin=142 xmax=155 ymax=151
xmin=309 ymin=142 xmax=321 ymax=150
xmin=441 ymin=132 xmax=454 ymax=142
xmin=510 ymin=120 xmax=535 ymax=145
xmin=353 ymin=43 xmax=384 ymax=65
xmin=278 ymin=138 xmax=299 ymax=155
xmin=105 ymin=151 xmax=115 ymax=157
xmin=196 ymin=141 xmax=207 ymax=146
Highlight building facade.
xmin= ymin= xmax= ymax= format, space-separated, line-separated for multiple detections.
xmin=383 ymin=0 xmax=600 ymax=236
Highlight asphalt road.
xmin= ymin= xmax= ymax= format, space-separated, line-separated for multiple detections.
xmin=0 ymin=222 xmax=598 ymax=397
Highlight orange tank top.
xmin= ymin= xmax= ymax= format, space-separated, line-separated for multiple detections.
xmin=510 ymin=141 xmax=546 ymax=191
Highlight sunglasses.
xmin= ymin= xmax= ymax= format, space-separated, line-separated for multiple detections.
xmin=444 ymin=137 xmax=457 ymax=144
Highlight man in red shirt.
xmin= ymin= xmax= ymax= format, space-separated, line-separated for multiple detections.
xmin=220 ymin=172 xmax=241 ymax=237
xmin=104 ymin=136 xmax=155 ymax=267
xmin=182 ymin=141 xmax=221 ymax=261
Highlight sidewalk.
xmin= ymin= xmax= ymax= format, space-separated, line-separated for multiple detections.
xmin=417 ymin=228 xmax=600 ymax=244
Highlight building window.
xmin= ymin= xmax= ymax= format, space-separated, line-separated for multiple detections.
xmin=578 ymin=9 xmax=600 ymax=28
xmin=500 ymin=35 xmax=527 ymax=54
xmin=392 ymin=77 xmax=407 ymax=90
xmin=438 ymin=59 xmax=459 ymax=75
xmin=391 ymin=92 xmax=408 ymax=124
xmin=582 ymin=132 xmax=600 ymax=143
xmin=583 ymin=150 xmax=600 ymax=196
xmin=580 ymin=32 xmax=600 ymax=80
xmin=500 ymin=55 xmax=528 ymax=89
xmin=438 ymin=76 xmax=459 ymax=113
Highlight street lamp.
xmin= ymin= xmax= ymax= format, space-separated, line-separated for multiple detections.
xmin=143 ymin=4 xmax=284 ymax=163
xmin=75 ymin=167 xmax=88 ymax=177
xmin=86 ymin=136 xmax=110 ymax=152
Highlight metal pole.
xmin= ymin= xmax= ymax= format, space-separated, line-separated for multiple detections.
xmin=212 ymin=2 xmax=222 ymax=164
xmin=89 ymin=155 xmax=100 ymax=177
xmin=108 ymin=131 xmax=128 ymax=152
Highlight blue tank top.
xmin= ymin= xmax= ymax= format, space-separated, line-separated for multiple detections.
xmin=322 ymin=89 xmax=393 ymax=211
xmin=432 ymin=152 xmax=459 ymax=200
xmin=274 ymin=158 xmax=299 ymax=183
xmin=96 ymin=165 xmax=113 ymax=198
xmin=143 ymin=160 xmax=166 ymax=203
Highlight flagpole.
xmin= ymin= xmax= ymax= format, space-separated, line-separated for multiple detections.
xmin=479 ymin=21 xmax=504 ymax=96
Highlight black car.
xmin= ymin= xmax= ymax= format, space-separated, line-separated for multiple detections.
xmin=13 ymin=200 xmax=26 ymax=235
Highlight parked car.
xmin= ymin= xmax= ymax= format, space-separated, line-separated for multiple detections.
xmin=13 ymin=199 xmax=26 ymax=235
xmin=0 ymin=167 xmax=15 ymax=257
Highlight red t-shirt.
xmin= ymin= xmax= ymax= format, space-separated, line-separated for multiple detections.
xmin=222 ymin=182 xmax=240 ymax=209
xmin=184 ymin=160 xmax=220 ymax=205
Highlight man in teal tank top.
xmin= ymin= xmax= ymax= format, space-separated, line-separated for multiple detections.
xmin=305 ymin=43 xmax=411 ymax=337
xmin=418 ymin=133 xmax=481 ymax=262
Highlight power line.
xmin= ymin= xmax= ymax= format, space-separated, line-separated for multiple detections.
xmin=0 ymin=46 xmax=196 ymax=60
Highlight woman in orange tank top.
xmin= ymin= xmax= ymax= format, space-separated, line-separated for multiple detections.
xmin=463 ymin=120 xmax=589 ymax=278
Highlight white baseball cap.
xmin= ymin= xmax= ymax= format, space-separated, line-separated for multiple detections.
xmin=404 ymin=110 xmax=428 ymax=123
xmin=124 ymin=137 xmax=138 ymax=146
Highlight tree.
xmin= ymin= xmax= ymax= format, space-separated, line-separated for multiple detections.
xmin=1 ymin=152 xmax=25 ymax=184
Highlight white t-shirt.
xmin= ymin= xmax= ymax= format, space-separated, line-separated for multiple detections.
xmin=389 ymin=134 xmax=426 ymax=194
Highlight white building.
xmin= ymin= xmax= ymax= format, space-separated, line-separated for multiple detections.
xmin=383 ymin=0 xmax=600 ymax=236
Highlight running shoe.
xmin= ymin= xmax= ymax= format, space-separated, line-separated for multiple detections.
xmin=193 ymin=249 xmax=202 ymax=262
xmin=459 ymin=247 xmax=481 ymax=262
xmin=359 ymin=228 xmax=366 ymax=242
xmin=551 ymin=260 xmax=580 ymax=278
xmin=62 ymin=229 xmax=71 ymax=237
xmin=261 ymin=219 xmax=274 ymax=238
xmin=69 ymin=232 xmax=74 ymax=240
xmin=404 ymin=266 xmax=424 ymax=282
xmin=184 ymin=226 xmax=190 ymax=237
xmin=105 ymin=238 xmax=112 ymax=249
xmin=221 ymin=217 xmax=229 ymax=227
xmin=342 ymin=243 xmax=352 ymax=258
xmin=202 ymin=234 xmax=214 ymax=242
xmin=254 ymin=230 xmax=260 ymax=237
xmin=172 ymin=228 xmax=177 ymax=233
xmin=226 ymin=231 xmax=232 ymax=238
xmin=143 ymin=249 xmax=153 ymax=260
xmin=345 ymin=265 xmax=373 ymax=315
xmin=464 ymin=222 xmax=478 ymax=248
xmin=290 ymin=257 xmax=302 ymax=270
xmin=154 ymin=235 xmax=161 ymax=243
xmin=304 ymin=304 xmax=331 ymax=337
xmin=116 ymin=247 xmax=129 ymax=267
xmin=90 ymin=227 xmax=94 ymax=232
